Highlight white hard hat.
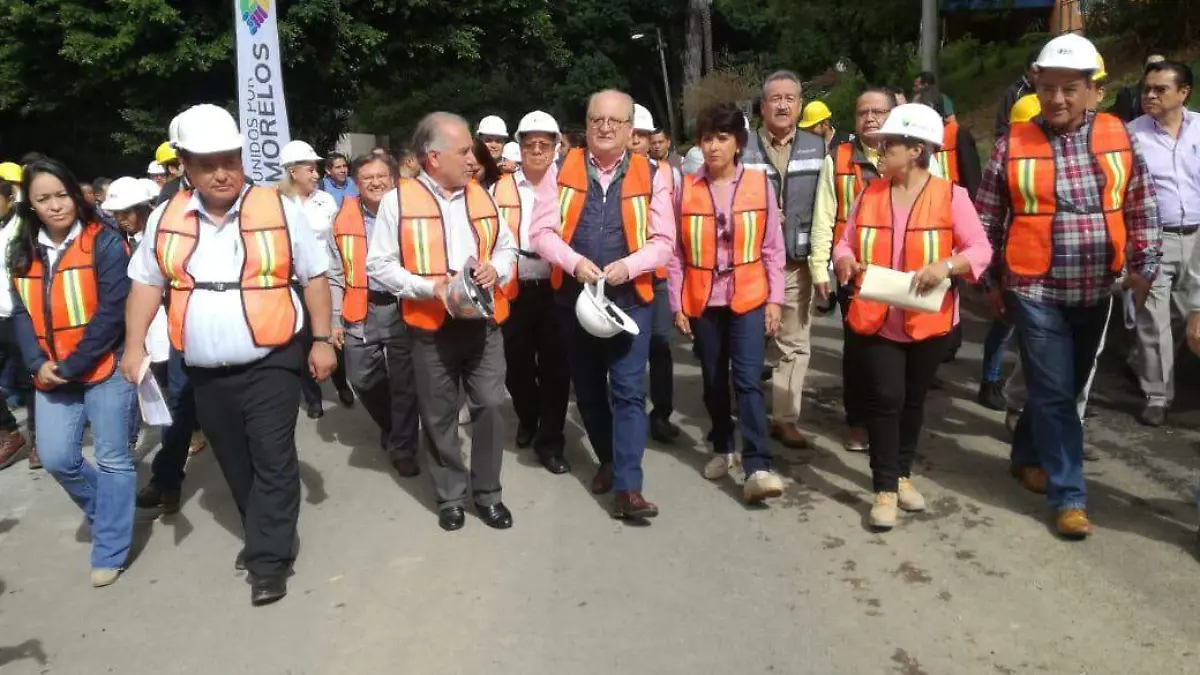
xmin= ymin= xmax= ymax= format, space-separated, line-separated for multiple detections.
xmin=682 ymin=146 xmax=705 ymax=175
xmin=137 ymin=178 xmax=161 ymax=197
xmin=146 ymin=161 xmax=166 ymax=176
xmin=868 ymin=103 xmax=945 ymax=148
xmin=516 ymin=110 xmax=560 ymax=139
xmin=444 ymin=257 xmax=494 ymax=320
xmin=174 ymin=104 xmax=243 ymax=155
xmin=102 ymin=176 xmax=157 ymax=212
xmin=280 ymin=140 xmax=322 ymax=166
xmin=1034 ymin=34 xmax=1100 ymax=74
xmin=167 ymin=112 xmax=184 ymax=148
xmin=575 ymin=279 xmax=641 ymax=338
xmin=501 ymin=142 xmax=522 ymax=164
xmin=477 ymin=115 xmax=509 ymax=138
xmin=633 ymin=104 xmax=656 ymax=132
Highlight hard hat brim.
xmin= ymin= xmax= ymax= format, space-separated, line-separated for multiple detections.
xmin=175 ymin=137 xmax=245 ymax=156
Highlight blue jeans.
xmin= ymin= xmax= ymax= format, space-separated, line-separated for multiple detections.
xmin=560 ymin=302 xmax=651 ymax=492
xmin=690 ymin=306 xmax=771 ymax=474
xmin=36 ymin=372 xmax=138 ymax=569
xmin=981 ymin=318 xmax=1014 ymax=384
xmin=148 ymin=348 xmax=197 ymax=491
xmin=1007 ymin=293 xmax=1110 ymax=511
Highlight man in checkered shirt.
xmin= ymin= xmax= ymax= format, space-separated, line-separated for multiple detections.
xmin=975 ymin=34 xmax=1162 ymax=540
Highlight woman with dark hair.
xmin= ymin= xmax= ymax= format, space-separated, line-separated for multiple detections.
xmin=832 ymin=104 xmax=990 ymax=531
xmin=8 ymin=158 xmax=136 ymax=585
xmin=667 ymin=101 xmax=788 ymax=503
xmin=471 ymin=137 xmax=503 ymax=188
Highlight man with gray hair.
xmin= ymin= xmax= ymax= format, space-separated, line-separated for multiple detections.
xmin=366 ymin=112 xmax=518 ymax=532
xmin=742 ymin=70 xmax=827 ymax=449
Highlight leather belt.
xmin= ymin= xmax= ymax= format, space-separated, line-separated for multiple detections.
xmin=519 ymin=278 xmax=551 ymax=286
xmin=518 ymin=249 xmax=542 ymax=260
xmin=368 ymin=289 xmax=397 ymax=305
xmin=1163 ymin=225 xmax=1199 ymax=235
xmin=193 ymin=281 xmax=241 ymax=292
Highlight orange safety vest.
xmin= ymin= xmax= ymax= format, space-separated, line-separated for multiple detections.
xmin=678 ymin=169 xmax=771 ymax=318
xmin=846 ymin=178 xmax=955 ymax=340
xmin=1004 ymin=113 xmax=1132 ymax=278
xmin=156 ymin=187 xmax=298 ymax=351
xmin=397 ymin=178 xmax=509 ymax=330
xmin=934 ymin=120 xmax=960 ymax=185
xmin=552 ymin=149 xmax=655 ymax=304
xmin=491 ymin=172 xmax=522 ymax=301
xmin=832 ymin=142 xmax=873 ymax=248
xmin=12 ymin=222 xmax=117 ymax=389
xmin=332 ymin=196 xmax=369 ymax=325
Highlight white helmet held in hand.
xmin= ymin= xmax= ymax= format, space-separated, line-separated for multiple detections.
xmin=279 ymin=140 xmax=322 ymax=166
xmin=173 ymin=104 xmax=243 ymax=155
xmin=476 ymin=115 xmax=509 ymax=138
xmin=867 ymin=103 xmax=945 ymax=148
xmin=575 ymin=279 xmax=640 ymax=338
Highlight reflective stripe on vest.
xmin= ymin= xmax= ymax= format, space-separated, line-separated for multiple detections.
xmin=1004 ymin=113 xmax=1132 ymax=277
xmin=833 ymin=142 xmax=866 ymax=248
xmin=934 ymin=121 xmax=961 ymax=185
xmin=678 ymin=169 xmax=770 ymax=318
xmin=846 ymin=178 xmax=955 ymax=340
xmin=552 ymin=148 xmax=654 ymax=303
xmin=13 ymin=222 xmax=116 ymax=389
xmin=397 ymin=178 xmax=508 ymax=330
xmin=491 ymin=173 xmax=522 ymax=301
xmin=332 ymin=196 xmax=369 ymax=325
xmin=155 ymin=187 xmax=297 ymax=351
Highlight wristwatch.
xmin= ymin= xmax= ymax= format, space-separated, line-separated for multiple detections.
xmin=312 ymin=335 xmax=333 ymax=344
xmin=944 ymin=260 xmax=954 ymax=276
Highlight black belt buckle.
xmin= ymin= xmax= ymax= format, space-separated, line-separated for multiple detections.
xmin=368 ymin=290 xmax=397 ymax=305
xmin=196 ymin=281 xmax=239 ymax=292
xmin=518 ymin=249 xmax=542 ymax=260
xmin=715 ymin=266 xmax=734 ymax=276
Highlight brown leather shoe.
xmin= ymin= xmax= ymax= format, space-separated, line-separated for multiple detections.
xmin=136 ymin=485 xmax=181 ymax=514
xmin=27 ymin=446 xmax=42 ymax=470
xmin=1056 ymin=509 xmax=1093 ymax=539
xmin=0 ymin=430 xmax=28 ymax=470
xmin=392 ymin=457 xmax=420 ymax=478
xmin=591 ymin=463 xmax=614 ymax=495
xmin=612 ymin=491 xmax=659 ymax=519
xmin=1010 ymin=465 xmax=1047 ymax=494
xmin=771 ymin=422 xmax=808 ymax=449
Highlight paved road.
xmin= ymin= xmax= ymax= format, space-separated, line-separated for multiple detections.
xmin=1 ymin=308 xmax=1197 ymax=675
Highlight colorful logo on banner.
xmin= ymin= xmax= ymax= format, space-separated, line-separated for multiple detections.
xmin=240 ymin=0 xmax=270 ymax=35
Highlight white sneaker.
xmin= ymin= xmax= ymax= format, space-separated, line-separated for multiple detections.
xmin=869 ymin=492 xmax=899 ymax=530
xmin=703 ymin=453 xmax=740 ymax=480
xmin=897 ymin=477 xmax=926 ymax=512
xmin=743 ymin=470 xmax=784 ymax=503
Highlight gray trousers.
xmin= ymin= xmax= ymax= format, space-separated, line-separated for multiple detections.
xmin=342 ymin=300 xmax=420 ymax=461
xmin=410 ymin=320 xmax=506 ymax=509
xmin=1130 ymin=229 xmax=1195 ymax=407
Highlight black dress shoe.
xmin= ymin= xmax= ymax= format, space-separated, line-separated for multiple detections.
xmin=439 ymin=506 xmax=465 ymax=531
xmin=475 ymin=502 xmax=513 ymax=529
xmin=306 ymin=402 xmax=324 ymax=419
xmin=541 ymin=456 xmax=571 ymax=475
xmin=392 ymin=457 xmax=420 ymax=478
xmin=976 ymin=381 xmax=1005 ymax=411
xmin=650 ymin=416 xmax=681 ymax=443
xmin=337 ymin=388 xmax=355 ymax=407
xmin=234 ymin=549 xmax=246 ymax=571
xmin=250 ymin=577 xmax=287 ymax=606
xmin=515 ymin=425 xmax=536 ymax=449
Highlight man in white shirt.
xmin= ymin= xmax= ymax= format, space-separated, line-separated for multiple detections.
xmin=492 ymin=111 xmax=570 ymax=474
xmin=367 ymin=112 xmax=518 ymax=532
xmin=122 ymin=104 xmax=336 ymax=606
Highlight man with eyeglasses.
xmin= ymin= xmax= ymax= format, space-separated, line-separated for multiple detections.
xmin=491 ymin=111 xmax=572 ymax=474
xmin=810 ymin=87 xmax=896 ymax=453
xmin=530 ymin=89 xmax=675 ymax=520
xmin=740 ymin=70 xmax=826 ymax=450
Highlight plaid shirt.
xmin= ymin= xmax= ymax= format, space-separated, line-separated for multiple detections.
xmin=976 ymin=111 xmax=1161 ymax=307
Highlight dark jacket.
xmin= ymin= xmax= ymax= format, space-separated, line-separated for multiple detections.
xmin=994 ymin=76 xmax=1034 ymax=140
xmin=952 ymin=124 xmax=983 ymax=201
xmin=11 ymin=225 xmax=131 ymax=383
xmin=1111 ymin=83 xmax=1144 ymax=123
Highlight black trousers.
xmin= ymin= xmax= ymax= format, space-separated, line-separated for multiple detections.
xmin=0 ymin=317 xmax=32 ymax=433
xmin=649 ymin=279 xmax=674 ymax=420
xmin=835 ymin=283 xmax=865 ymax=428
xmin=501 ymin=280 xmax=569 ymax=460
xmin=849 ymin=330 xmax=950 ymax=493
xmin=189 ymin=340 xmax=303 ymax=581
xmin=299 ymin=291 xmax=349 ymax=407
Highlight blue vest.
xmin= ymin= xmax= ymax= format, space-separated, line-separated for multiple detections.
xmin=555 ymin=171 xmax=640 ymax=310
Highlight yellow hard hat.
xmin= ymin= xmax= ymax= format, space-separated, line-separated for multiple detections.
xmin=1093 ymin=54 xmax=1107 ymax=82
xmin=155 ymin=141 xmax=178 ymax=165
xmin=798 ymin=101 xmax=832 ymax=129
xmin=1010 ymin=94 xmax=1041 ymax=124
xmin=0 ymin=162 xmax=21 ymax=183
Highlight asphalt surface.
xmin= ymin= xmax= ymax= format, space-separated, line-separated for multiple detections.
xmin=1 ymin=307 xmax=1198 ymax=675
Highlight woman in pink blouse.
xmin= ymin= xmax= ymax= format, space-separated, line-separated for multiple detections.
xmin=832 ymin=103 xmax=992 ymax=531
xmin=668 ymin=102 xmax=788 ymax=504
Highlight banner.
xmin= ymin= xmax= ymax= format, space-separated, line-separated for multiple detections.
xmin=234 ymin=0 xmax=291 ymax=184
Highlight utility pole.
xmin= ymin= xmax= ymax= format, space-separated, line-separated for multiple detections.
xmin=920 ymin=0 xmax=938 ymax=73
xmin=656 ymin=27 xmax=678 ymax=140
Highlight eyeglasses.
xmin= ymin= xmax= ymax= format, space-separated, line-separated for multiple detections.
xmin=856 ymin=108 xmax=891 ymax=120
xmin=521 ymin=141 xmax=553 ymax=152
xmin=587 ymin=117 xmax=630 ymax=130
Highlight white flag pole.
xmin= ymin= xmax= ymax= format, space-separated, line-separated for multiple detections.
xmin=234 ymin=0 xmax=291 ymax=183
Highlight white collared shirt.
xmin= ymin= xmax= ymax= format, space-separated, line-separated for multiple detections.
xmin=366 ymin=172 xmax=517 ymax=298
xmin=494 ymin=169 xmax=550 ymax=281
xmin=287 ymin=189 xmax=339 ymax=240
xmin=36 ymin=220 xmax=83 ymax=269
xmin=127 ymin=185 xmax=329 ymax=368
